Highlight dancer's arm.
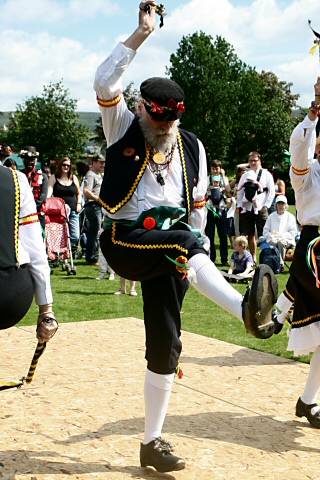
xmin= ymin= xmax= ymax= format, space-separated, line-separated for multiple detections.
xmin=93 ymin=1 xmax=157 ymax=146
xmin=289 ymin=77 xmax=320 ymax=190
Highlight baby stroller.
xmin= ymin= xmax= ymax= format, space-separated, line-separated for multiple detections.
xmin=44 ymin=197 xmax=76 ymax=275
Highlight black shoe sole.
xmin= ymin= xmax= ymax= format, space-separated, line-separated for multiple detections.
xmin=243 ymin=264 xmax=278 ymax=339
xmin=140 ymin=461 xmax=186 ymax=472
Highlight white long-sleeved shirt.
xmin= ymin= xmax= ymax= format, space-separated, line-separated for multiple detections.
xmin=289 ymin=115 xmax=320 ymax=226
xmin=17 ymin=170 xmax=53 ymax=305
xmin=237 ymin=168 xmax=275 ymax=213
xmin=263 ymin=210 xmax=297 ymax=245
xmin=94 ymin=43 xmax=208 ymax=233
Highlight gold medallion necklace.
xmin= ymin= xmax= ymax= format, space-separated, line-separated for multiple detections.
xmin=148 ymin=143 xmax=176 ymax=185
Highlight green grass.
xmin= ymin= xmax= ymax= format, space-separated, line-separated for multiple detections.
xmin=21 ymin=256 xmax=304 ymax=363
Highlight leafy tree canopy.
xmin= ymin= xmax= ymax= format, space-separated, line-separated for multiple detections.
xmin=167 ymin=32 xmax=298 ymax=173
xmin=7 ymin=81 xmax=90 ymax=164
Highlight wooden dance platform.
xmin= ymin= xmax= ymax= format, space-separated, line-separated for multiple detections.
xmin=0 ymin=318 xmax=319 ymax=480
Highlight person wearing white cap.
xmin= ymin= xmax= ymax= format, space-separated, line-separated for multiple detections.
xmin=262 ymin=194 xmax=297 ymax=270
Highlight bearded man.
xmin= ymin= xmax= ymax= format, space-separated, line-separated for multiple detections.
xmin=94 ymin=1 xmax=277 ymax=473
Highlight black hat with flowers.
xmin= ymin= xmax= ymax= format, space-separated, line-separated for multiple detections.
xmin=140 ymin=77 xmax=185 ymax=121
xmin=20 ymin=146 xmax=39 ymax=159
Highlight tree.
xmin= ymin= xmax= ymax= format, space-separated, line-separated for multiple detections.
xmin=167 ymin=32 xmax=298 ymax=172
xmin=6 ymin=81 xmax=90 ymax=164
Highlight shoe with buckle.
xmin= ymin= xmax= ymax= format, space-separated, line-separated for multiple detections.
xmin=296 ymin=397 xmax=320 ymax=428
xmin=140 ymin=437 xmax=185 ymax=473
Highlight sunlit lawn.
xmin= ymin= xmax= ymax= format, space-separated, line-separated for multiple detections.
xmin=21 ymin=253 xmax=302 ymax=362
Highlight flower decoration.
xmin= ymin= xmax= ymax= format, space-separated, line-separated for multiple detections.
xmin=167 ymin=98 xmax=185 ymax=112
xmin=143 ymin=216 xmax=157 ymax=230
xmin=175 ymin=364 xmax=184 ymax=379
xmin=150 ymin=101 xmax=165 ymax=114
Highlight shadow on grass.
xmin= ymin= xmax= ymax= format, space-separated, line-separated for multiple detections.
xmin=0 ymin=449 xmax=175 ymax=479
xmin=55 ymin=411 xmax=319 ymax=455
xmin=55 ymin=290 xmax=116 ymax=296
xmin=180 ymin=348 xmax=295 ymax=367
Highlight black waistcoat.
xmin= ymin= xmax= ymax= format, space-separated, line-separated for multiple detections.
xmin=0 ymin=166 xmax=20 ymax=268
xmin=99 ymin=117 xmax=200 ymax=217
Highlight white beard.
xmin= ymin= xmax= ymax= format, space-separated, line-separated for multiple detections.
xmin=139 ymin=116 xmax=179 ymax=152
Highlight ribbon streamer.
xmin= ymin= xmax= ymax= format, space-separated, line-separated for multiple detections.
xmin=308 ymin=20 xmax=320 ymax=61
xmin=306 ymin=235 xmax=320 ymax=289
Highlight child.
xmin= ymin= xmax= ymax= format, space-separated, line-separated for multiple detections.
xmin=115 ymin=277 xmax=137 ymax=296
xmin=228 ymin=236 xmax=254 ymax=277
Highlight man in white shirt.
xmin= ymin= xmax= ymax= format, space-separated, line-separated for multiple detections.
xmin=237 ymin=152 xmax=275 ymax=262
xmin=263 ymin=195 xmax=297 ymax=269
xmin=0 ymin=165 xmax=58 ymax=342
xmin=94 ymin=1 xmax=277 ymax=472
xmin=274 ymin=77 xmax=320 ymax=429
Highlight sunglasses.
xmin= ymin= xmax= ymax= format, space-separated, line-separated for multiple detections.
xmin=62 ymin=163 xmax=71 ymax=167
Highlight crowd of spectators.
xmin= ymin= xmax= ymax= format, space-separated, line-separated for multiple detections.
xmin=1 ymin=141 xmax=296 ymax=283
xmin=0 ymin=143 xmax=139 ymax=296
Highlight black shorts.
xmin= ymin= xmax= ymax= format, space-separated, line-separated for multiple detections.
xmin=239 ymin=208 xmax=268 ymax=237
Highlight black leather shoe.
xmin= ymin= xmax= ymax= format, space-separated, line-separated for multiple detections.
xmin=241 ymin=264 xmax=278 ymax=339
xmin=140 ymin=438 xmax=185 ymax=473
xmin=272 ymin=312 xmax=284 ymax=335
xmin=296 ymin=397 xmax=320 ymax=428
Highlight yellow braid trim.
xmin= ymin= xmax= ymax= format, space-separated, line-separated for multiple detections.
xmin=111 ymin=222 xmax=188 ymax=255
xmin=11 ymin=170 xmax=20 ymax=264
xmin=97 ymin=95 xmax=122 ymax=108
xmin=292 ymin=313 xmax=320 ymax=326
xmin=291 ymin=165 xmax=309 ymax=176
xmin=177 ymin=132 xmax=191 ymax=216
xmin=193 ymin=198 xmax=206 ymax=209
xmin=19 ymin=214 xmax=39 ymax=226
xmin=99 ymin=145 xmax=151 ymax=214
xmin=284 ymin=288 xmax=294 ymax=302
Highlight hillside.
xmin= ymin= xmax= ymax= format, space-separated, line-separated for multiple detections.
xmin=0 ymin=112 xmax=100 ymax=133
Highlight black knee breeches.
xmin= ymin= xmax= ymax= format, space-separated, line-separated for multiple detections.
xmin=0 ymin=265 xmax=34 ymax=329
xmin=100 ymin=224 xmax=205 ymax=374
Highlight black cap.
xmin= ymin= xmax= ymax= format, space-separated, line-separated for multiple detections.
xmin=140 ymin=77 xmax=185 ymax=121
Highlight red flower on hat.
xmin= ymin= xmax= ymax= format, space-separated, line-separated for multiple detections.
xmin=143 ymin=216 xmax=157 ymax=230
xmin=166 ymin=98 xmax=185 ymax=113
xmin=150 ymin=101 xmax=164 ymax=114
xmin=167 ymin=98 xmax=177 ymax=109
xmin=176 ymin=102 xmax=185 ymax=112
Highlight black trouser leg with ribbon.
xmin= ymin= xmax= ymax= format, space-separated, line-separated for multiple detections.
xmin=100 ymin=225 xmax=205 ymax=374
xmin=289 ymin=227 xmax=320 ymax=328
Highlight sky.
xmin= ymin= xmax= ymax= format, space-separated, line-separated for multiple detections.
xmin=1 ymin=0 xmax=320 ymax=113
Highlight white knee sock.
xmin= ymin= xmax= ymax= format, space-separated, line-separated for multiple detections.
xmin=143 ymin=369 xmax=175 ymax=445
xmin=188 ymin=253 xmax=243 ymax=320
xmin=276 ymin=293 xmax=293 ymax=324
xmin=301 ymin=346 xmax=320 ymax=412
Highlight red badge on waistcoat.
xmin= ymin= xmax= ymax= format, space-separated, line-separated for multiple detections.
xmin=122 ymin=147 xmax=136 ymax=157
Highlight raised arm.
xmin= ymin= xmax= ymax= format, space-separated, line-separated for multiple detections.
xmin=289 ymin=77 xmax=320 ymax=190
xmin=93 ymin=1 xmax=157 ymax=146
